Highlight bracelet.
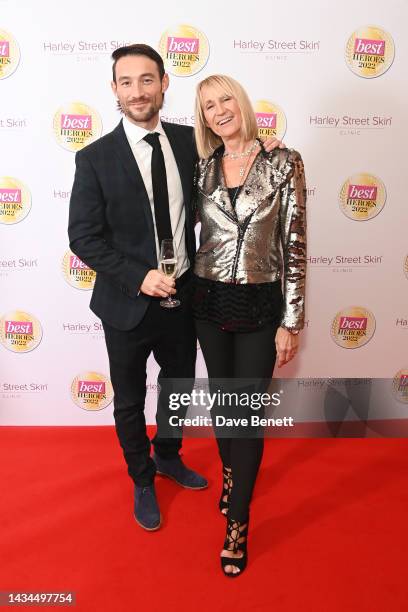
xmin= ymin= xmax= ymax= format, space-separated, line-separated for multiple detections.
xmin=281 ymin=326 xmax=300 ymax=335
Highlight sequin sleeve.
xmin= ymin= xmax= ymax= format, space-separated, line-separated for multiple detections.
xmin=279 ymin=149 xmax=307 ymax=330
xmin=193 ymin=159 xmax=208 ymax=226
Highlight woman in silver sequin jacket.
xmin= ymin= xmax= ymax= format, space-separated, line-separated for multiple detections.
xmin=192 ymin=74 xmax=307 ymax=578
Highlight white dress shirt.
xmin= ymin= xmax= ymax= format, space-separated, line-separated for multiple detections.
xmin=122 ymin=115 xmax=189 ymax=278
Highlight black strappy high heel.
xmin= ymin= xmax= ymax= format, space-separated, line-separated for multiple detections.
xmin=219 ymin=466 xmax=233 ymax=516
xmin=220 ymin=517 xmax=249 ymax=577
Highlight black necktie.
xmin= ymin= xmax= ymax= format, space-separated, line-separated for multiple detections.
xmin=143 ymin=132 xmax=173 ymax=245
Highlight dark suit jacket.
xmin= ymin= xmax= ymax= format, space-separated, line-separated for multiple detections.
xmin=68 ymin=120 xmax=197 ymax=330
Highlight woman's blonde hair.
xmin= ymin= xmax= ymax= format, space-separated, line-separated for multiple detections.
xmin=194 ymin=74 xmax=258 ymax=159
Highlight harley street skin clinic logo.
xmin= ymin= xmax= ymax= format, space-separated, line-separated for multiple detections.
xmin=53 ymin=102 xmax=102 ymax=152
xmin=339 ymin=173 xmax=386 ymax=221
xmin=0 ymin=29 xmax=20 ymax=79
xmin=0 ymin=310 xmax=42 ymax=353
xmin=253 ymin=100 xmax=287 ymax=141
xmin=62 ymin=250 xmax=96 ymax=290
xmin=392 ymin=370 xmax=408 ymax=404
xmin=158 ymin=25 xmax=209 ymax=76
xmin=0 ymin=176 xmax=31 ymax=224
xmin=71 ymin=372 xmax=113 ymax=411
xmin=331 ymin=306 xmax=375 ymax=349
xmin=345 ymin=26 xmax=394 ymax=78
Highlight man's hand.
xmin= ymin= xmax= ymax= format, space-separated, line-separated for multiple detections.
xmin=262 ymin=136 xmax=286 ymax=152
xmin=275 ymin=327 xmax=299 ymax=367
xmin=140 ymin=270 xmax=176 ymax=298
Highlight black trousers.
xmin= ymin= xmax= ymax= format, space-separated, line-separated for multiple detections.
xmin=103 ymin=278 xmax=196 ymax=487
xmin=196 ymin=319 xmax=279 ymax=522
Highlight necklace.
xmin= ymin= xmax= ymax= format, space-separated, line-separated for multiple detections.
xmin=223 ymin=140 xmax=259 ymax=177
xmin=223 ymin=140 xmax=259 ymax=160
xmin=225 ymin=149 xmax=254 ymax=211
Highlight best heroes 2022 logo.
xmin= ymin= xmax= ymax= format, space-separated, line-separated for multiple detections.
xmin=345 ymin=26 xmax=394 ymax=78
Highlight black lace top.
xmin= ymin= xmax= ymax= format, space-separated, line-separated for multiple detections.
xmin=193 ymin=276 xmax=283 ymax=332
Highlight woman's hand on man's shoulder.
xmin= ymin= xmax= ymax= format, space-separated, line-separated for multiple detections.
xmin=262 ymin=135 xmax=286 ymax=153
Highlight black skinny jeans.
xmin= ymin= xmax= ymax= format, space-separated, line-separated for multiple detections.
xmin=195 ymin=319 xmax=279 ymax=522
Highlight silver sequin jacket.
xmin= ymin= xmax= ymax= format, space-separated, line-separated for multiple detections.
xmin=193 ymin=144 xmax=307 ymax=330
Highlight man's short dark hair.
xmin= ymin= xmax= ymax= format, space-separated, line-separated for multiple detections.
xmin=111 ymin=44 xmax=165 ymax=82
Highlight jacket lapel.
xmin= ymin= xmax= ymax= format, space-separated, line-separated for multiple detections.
xmin=161 ymin=122 xmax=191 ymax=206
xmin=111 ymin=120 xmax=155 ymax=237
xmin=198 ymin=149 xmax=237 ymax=221
xmin=233 ymin=147 xmax=273 ymax=222
xmin=162 ymin=121 xmax=197 ymax=261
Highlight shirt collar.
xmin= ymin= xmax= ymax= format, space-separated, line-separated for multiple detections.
xmin=122 ymin=115 xmax=165 ymax=145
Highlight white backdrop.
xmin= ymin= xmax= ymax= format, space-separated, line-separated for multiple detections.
xmin=1 ymin=0 xmax=407 ymax=424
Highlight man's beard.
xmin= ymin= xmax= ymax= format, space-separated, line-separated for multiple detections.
xmin=117 ymin=96 xmax=164 ymax=123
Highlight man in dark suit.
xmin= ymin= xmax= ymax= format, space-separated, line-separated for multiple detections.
xmin=68 ymin=44 xmax=207 ymax=531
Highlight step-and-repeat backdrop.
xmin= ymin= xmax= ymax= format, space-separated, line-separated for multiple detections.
xmin=1 ymin=0 xmax=407 ymax=425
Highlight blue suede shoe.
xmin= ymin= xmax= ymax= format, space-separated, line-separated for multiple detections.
xmin=134 ymin=484 xmax=161 ymax=531
xmin=153 ymin=453 xmax=208 ymax=489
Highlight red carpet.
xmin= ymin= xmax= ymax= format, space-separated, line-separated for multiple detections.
xmin=1 ymin=427 xmax=407 ymax=611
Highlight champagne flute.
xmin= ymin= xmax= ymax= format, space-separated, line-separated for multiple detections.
xmin=159 ymin=239 xmax=180 ymax=308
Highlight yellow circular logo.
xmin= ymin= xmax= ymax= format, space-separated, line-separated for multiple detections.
xmin=53 ymin=102 xmax=102 ymax=152
xmin=253 ymin=100 xmax=287 ymax=141
xmin=331 ymin=306 xmax=376 ymax=349
xmin=0 ymin=176 xmax=31 ymax=225
xmin=71 ymin=371 xmax=113 ymax=411
xmin=404 ymin=255 xmax=408 ymax=280
xmin=0 ymin=310 xmax=42 ymax=353
xmin=345 ymin=26 xmax=394 ymax=78
xmin=0 ymin=29 xmax=20 ymax=80
xmin=158 ymin=24 xmax=209 ymax=76
xmin=392 ymin=369 xmax=408 ymax=404
xmin=339 ymin=173 xmax=386 ymax=221
xmin=62 ymin=249 xmax=96 ymax=290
